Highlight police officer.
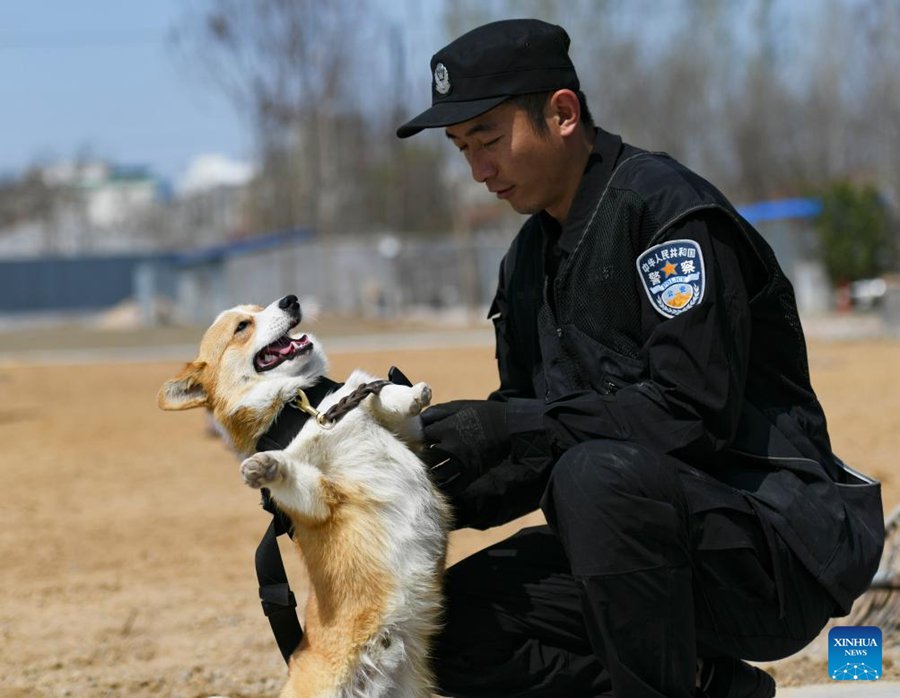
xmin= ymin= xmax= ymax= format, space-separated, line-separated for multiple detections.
xmin=397 ymin=19 xmax=884 ymax=698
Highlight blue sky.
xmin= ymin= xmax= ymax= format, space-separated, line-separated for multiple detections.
xmin=0 ymin=1 xmax=252 ymax=183
xmin=0 ymin=1 xmax=831 ymax=188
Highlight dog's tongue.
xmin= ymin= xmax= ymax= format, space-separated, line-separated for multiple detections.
xmin=289 ymin=335 xmax=310 ymax=353
xmin=255 ymin=334 xmax=310 ymax=371
xmin=293 ymin=336 xmax=310 ymax=351
xmin=272 ymin=335 xmax=309 ymax=355
xmin=274 ymin=336 xmax=299 ymax=356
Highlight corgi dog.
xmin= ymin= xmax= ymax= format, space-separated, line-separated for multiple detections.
xmin=158 ymin=295 xmax=450 ymax=698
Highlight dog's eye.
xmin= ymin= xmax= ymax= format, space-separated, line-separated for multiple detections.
xmin=235 ymin=320 xmax=250 ymax=334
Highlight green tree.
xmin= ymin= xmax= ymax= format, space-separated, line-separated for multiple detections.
xmin=816 ymin=181 xmax=896 ymax=285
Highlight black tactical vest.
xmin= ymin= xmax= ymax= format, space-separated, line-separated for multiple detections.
xmin=506 ymin=151 xmax=809 ymax=408
xmin=499 ymin=149 xmax=884 ymax=613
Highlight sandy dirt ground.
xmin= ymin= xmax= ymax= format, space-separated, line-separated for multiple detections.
xmin=0 ymin=326 xmax=897 ymax=697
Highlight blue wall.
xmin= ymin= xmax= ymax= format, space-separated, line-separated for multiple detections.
xmin=0 ymin=255 xmax=166 ymax=313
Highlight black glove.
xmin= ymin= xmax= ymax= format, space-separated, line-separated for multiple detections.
xmin=421 ymin=400 xmax=510 ymax=496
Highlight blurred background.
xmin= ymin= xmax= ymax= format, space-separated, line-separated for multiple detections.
xmin=2 ymin=3 xmax=900 ymax=695
xmin=0 ymin=0 xmax=899 ymax=334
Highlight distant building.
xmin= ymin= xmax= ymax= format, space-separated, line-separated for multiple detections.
xmin=0 ymin=161 xmax=165 ymax=257
xmin=0 ymin=154 xmax=255 ymax=258
xmin=738 ymin=198 xmax=830 ymax=316
xmin=81 ymin=164 xmax=161 ymax=229
xmin=177 ymin=153 xmax=255 ymax=197
xmin=40 ymin=161 xmax=163 ymax=229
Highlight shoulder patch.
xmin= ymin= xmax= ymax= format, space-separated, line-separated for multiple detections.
xmin=636 ymin=239 xmax=705 ymax=318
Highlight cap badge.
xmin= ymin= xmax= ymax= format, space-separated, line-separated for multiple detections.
xmin=434 ymin=62 xmax=451 ymax=95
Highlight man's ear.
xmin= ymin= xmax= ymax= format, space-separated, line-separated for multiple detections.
xmin=548 ymin=89 xmax=580 ymax=137
xmin=157 ymin=362 xmax=209 ymax=411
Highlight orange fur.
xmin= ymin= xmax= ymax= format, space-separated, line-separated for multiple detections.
xmin=284 ymin=497 xmax=396 ymax=697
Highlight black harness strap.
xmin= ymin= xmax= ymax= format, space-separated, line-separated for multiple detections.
xmin=254 ymin=377 xmax=341 ymax=664
xmin=251 ymin=367 xmax=412 ymax=664
xmin=255 ymin=516 xmax=301 ymax=663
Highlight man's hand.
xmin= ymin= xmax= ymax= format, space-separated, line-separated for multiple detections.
xmin=421 ymin=400 xmax=510 ymax=495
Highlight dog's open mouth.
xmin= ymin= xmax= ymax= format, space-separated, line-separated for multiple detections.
xmin=254 ymin=334 xmax=313 ymax=372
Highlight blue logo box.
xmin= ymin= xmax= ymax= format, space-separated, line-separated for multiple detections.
xmin=829 ymin=626 xmax=882 ymax=681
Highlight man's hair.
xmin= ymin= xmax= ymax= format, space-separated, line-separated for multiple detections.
xmin=506 ymin=90 xmax=595 ymax=136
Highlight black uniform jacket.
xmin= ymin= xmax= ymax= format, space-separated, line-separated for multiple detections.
xmin=459 ymin=129 xmax=883 ymax=614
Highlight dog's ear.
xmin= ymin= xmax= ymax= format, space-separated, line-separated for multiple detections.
xmin=157 ymin=362 xmax=209 ymax=411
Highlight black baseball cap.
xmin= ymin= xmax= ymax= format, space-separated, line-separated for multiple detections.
xmin=396 ymin=19 xmax=580 ymax=139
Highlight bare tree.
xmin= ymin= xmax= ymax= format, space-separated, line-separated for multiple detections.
xmin=441 ymin=0 xmax=900 ymax=211
xmin=173 ymin=0 xmax=372 ymax=235
xmin=170 ymin=0 xmax=900 ymax=246
xmin=859 ymin=0 xmax=900 ymax=207
xmin=173 ymin=0 xmax=455 ymax=238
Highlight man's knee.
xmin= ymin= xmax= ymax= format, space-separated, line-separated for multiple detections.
xmin=435 ymin=527 xmax=563 ymax=660
xmin=541 ymin=440 xmax=687 ymax=576
xmin=543 ymin=439 xmax=673 ymax=511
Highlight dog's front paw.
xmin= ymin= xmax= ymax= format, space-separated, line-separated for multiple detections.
xmin=240 ymin=452 xmax=283 ymax=489
xmin=409 ymin=382 xmax=432 ymax=415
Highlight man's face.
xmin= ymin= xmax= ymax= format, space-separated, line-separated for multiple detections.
xmin=445 ymin=100 xmax=571 ymax=219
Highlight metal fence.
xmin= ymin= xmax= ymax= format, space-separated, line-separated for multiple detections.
xmin=0 ymin=198 xmax=834 ymax=325
xmin=135 ymin=232 xmax=511 ymax=326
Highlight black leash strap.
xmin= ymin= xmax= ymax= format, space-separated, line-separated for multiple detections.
xmin=251 ymin=368 xmax=412 ymax=664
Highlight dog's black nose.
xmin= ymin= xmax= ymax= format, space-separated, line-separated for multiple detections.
xmin=279 ymin=295 xmax=299 ymax=310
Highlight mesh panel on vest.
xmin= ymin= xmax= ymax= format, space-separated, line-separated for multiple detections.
xmin=536 ymin=301 xmax=583 ymax=390
xmin=559 ymin=188 xmax=659 ymax=361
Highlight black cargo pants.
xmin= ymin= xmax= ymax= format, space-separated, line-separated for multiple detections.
xmin=434 ymin=439 xmax=836 ymax=698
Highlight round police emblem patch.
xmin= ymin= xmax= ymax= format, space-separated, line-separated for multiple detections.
xmin=636 ymin=239 xmax=706 ymax=319
xmin=434 ymin=62 xmax=451 ymax=95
